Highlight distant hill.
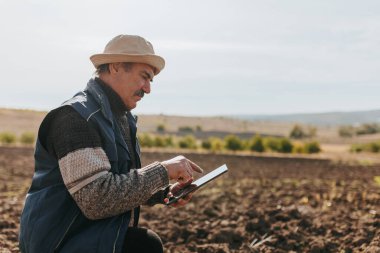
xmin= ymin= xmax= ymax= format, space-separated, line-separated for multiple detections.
xmin=0 ymin=108 xmax=292 ymax=138
xmin=232 ymin=109 xmax=380 ymax=126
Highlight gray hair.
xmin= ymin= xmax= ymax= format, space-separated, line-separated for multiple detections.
xmin=95 ymin=62 xmax=134 ymax=76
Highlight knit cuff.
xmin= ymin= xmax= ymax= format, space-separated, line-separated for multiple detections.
xmin=141 ymin=162 xmax=169 ymax=195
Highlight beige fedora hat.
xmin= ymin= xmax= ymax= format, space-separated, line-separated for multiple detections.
xmin=90 ymin=35 xmax=165 ymax=75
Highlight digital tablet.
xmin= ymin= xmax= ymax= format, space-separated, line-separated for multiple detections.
xmin=165 ymin=164 xmax=228 ymax=205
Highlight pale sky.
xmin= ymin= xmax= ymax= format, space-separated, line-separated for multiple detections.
xmin=0 ymin=0 xmax=379 ymax=116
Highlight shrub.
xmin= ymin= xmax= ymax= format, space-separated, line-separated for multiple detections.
xmin=209 ymin=137 xmax=224 ymax=152
xmin=292 ymin=143 xmax=305 ymax=154
xmin=289 ymin=125 xmax=306 ymax=139
xmin=263 ymin=137 xmax=293 ymax=153
xmin=303 ymin=141 xmax=321 ymax=154
xmin=20 ymin=132 xmax=35 ymax=144
xmin=163 ymin=136 xmax=174 ymax=147
xmin=264 ymin=138 xmax=280 ymax=152
xmin=178 ymin=126 xmax=194 ymax=133
xmin=368 ymin=142 xmax=380 ymax=153
xmin=195 ymin=125 xmax=202 ymax=132
xmin=138 ymin=133 xmax=154 ymax=147
xmin=153 ymin=136 xmax=166 ymax=147
xmin=201 ymin=139 xmax=212 ymax=150
xmin=250 ymin=135 xmax=264 ymax=152
xmin=224 ymin=135 xmax=244 ymax=151
xmin=339 ymin=126 xmax=355 ymax=138
xmin=289 ymin=124 xmax=317 ymax=139
xmin=278 ymin=138 xmax=293 ymax=153
xmin=0 ymin=132 xmax=17 ymax=144
xmin=356 ymin=123 xmax=380 ymax=135
xmin=178 ymin=135 xmax=197 ymax=149
xmin=350 ymin=144 xmax=363 ymax=153
xmin=351 ymin=142 xmax=380 ymax=153
xmin=156 ymin=124 xmax=166 ymax=133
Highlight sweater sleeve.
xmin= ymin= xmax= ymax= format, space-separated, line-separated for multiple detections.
xmin=45 ymin=106 xmax=169 ymax=219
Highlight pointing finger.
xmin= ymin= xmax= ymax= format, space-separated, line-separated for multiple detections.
xmin=187 ymin=160 xmax=203 ymax=173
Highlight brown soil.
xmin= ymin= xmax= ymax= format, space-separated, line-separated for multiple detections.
xmin=1 ymin=146 xmax=380 ymax=252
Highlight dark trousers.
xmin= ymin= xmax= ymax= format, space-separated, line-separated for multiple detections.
xmin=123 ymin=227 xmax=164 ymax=253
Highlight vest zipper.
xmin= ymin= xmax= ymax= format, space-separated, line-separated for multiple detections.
xmin=54 ymin=213 xmax=79 ymax=251
xmin=113 ymin=215 xmax=124 ymax=253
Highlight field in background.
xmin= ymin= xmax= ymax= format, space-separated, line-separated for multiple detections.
xmin=1 ymin=108 xmax=380 ymax=252
xmin=1 ymin=108 xmax=380 ymax=163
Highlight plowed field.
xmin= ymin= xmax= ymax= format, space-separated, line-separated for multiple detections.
xmin=1 ymin=146 xmax=380 ymax=252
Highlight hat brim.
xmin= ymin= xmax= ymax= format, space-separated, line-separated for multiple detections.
xmin=90 ymin=53 xmax=165 ymax=75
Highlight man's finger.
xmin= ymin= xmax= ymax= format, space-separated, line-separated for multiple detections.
xmin=176 ymin=198 xmax=187 ymax=206
xmin=187 ymin=160 xmax=203 ymax=173
xmin=178 ymin=176 xmax=191 ymax=185
xmin=183 ymin=192 xmax=193 ymax=201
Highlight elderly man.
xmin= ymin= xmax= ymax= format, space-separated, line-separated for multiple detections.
xmin=19 ymin=35 xmax=203 ymax=253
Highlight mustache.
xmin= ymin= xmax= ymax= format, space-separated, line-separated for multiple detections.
xmin=134 ymin=89 xmax=145 ymax=98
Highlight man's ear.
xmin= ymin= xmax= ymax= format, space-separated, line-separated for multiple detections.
xmin=108 ymin=63 xmax=122 ymax=74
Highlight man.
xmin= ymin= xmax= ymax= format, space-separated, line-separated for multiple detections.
xmin=19 ymin=35 xmax=203 ymax=253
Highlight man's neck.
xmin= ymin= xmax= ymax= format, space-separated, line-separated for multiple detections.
xmin=95 ymin=77 xmax=129 ymax=115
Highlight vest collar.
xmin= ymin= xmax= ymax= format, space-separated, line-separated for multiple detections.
xmin=85 ymin=78 xmax=138 ymax=126
xmin=85 ymin=78 xmax=115 ymax=124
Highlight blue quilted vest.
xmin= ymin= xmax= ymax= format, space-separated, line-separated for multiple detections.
xmin=19 ymin=78 xmax=141 ymax=253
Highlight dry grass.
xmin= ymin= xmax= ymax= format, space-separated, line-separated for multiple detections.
xmin=0 ymin=108 xmax=46 ymax=136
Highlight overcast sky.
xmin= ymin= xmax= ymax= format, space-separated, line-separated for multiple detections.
xmin=0 ymin=0 xmax=379 ymax=116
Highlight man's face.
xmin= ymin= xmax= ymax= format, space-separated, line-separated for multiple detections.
xmin=111 ymin=63 xmax=154 ymax=110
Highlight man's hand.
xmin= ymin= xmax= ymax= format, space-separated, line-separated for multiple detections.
xmin=164 ymin=179 xmax=195 ymax=207
xmin=161 ymin=156 xmax=203 ymax=184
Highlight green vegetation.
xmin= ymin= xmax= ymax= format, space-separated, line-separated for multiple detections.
xmin=289 ymin=124 xmax=317 ymax=139
xmin=198 ymin=137 xmax=223 ymax=151
xmin=356 ymin=123 xmax=380 ymax=135
xmin=250 ymin=135 xmax=264 ymax=152
xmin=178 ymin=135 xmax=197 ymax=149
xmin=224 ymin=135 xmax=244 ymax=151
xmin=156 ymin=124 xmax=166 ymax=133
xmin=278 ymin=138 xmax=294 ymax=153
xmin=208 ymin=137 xmax=224 ymax=152
xmin=178 ymin=126 xmax=194 ymax=133
xmin=303 ymin=141 xmax=321 ymax=154
xmin=138 ymin=132 xmax=321 ymax=154
xmin=264 ymin=137 xmax=280 ymax=152
xmin=338 ymin=125 xmax=355 ymax=138
xmin=351 ymin=141 xmax=380 ymax=153
xmin=289 ymin=125 xmax=305 ymax=139
xmin=292 ymin=143 xmax=305 ymax=154
xmin=138 ymin=133 xmax=154 ymax=147
xmin=339 ymin=123 xmax=380 ymax=137
xmin=0 ymin=128 xmax=321 ymax=154
xmin=263 ymin=137 xmax=293 ymax=153
xmin=201 ymin=139 xmax=212 ymax=150
xmin=374 ymin=176 xmax=380 ymax=187
xmin=20 ymin=132 xmax=35 ymax=144
xmin=153 ymin=136 xmax=166 ymax=147
xmin=0 ymin=132 xmax=17 ymax=144
xmin=0 ymin=131 xmax=36 ymax=145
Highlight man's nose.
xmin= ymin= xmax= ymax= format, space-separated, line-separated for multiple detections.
xmin=142 ymin=82 xmax=151 ymax=94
